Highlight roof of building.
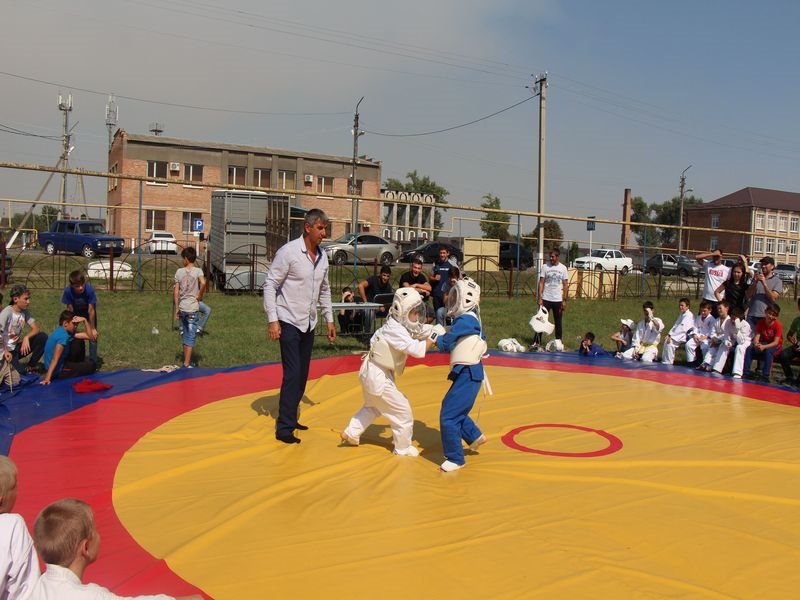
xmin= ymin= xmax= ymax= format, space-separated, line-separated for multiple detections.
xmin=117 ymin=130 xmax=381 ymax=167
xmin=686 ymin=187 xmax=800 ymax=211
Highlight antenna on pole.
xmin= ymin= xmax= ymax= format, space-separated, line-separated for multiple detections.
xmin=58 ymin=93 xmax=73 ymax=220
xmin=149 ymin=122 xmax=164 ymax=136
xmin=105 ymin=94 xmax=118 ymax=153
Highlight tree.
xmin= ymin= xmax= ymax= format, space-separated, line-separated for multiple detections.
xmin=567 ymin=241 xmax=580 ymax=264
xmin=384 ymin=170 xmax=449 ymax=238
xmin=631 ymin=195 xmax=703 ymax=248
xmin=523 ymin=219 xmax=563 ymax=253
xmin=629 ymin=195 xmax=652 ymax=247
xmin=479 ymin=194 xmax=510 ymax=240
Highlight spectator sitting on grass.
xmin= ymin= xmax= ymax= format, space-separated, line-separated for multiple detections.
xmin=62 ymin=270 xmax=99 ymax=365
xmin=40 ymin=310 xmax=97 ymax=385
xmin=0 ymin=284 xmax=48 ymax=375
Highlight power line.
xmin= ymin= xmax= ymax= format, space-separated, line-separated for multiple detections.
xmin=0 ymin=122 xmax=62 ymax=141
xmin=0 ymin=71 xmax=350 ymax=116
xmin=364 ymin=95 xmax=536 ymax=138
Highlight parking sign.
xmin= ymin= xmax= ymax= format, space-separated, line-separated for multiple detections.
xmin=193 ymin=218 xmax=204 ymax=232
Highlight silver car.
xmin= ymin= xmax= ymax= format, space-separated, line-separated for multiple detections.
xmin=322 ymin=233 xmax=400 ymax=266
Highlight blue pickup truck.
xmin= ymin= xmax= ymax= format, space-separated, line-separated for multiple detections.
xmin=39 ymin=220 xmax=125 ymax=258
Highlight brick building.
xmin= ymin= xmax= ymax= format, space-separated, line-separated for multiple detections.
xmin=107 ymin=130 xmax=383 ymax=247
xmin=684 ymin=187 xmax=800 ymax=264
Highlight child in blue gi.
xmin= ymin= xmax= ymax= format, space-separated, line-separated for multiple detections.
xmin=435 ymin=278 xmax=488 ymax=472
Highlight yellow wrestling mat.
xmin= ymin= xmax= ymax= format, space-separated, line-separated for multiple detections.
xmin=112 ymin=360 xmax=800 ymax=598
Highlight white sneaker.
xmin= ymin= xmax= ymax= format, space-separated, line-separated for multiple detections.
xmin=732 ymin=374 xmax=742 ymax=379
xmin=340 ymin=431 xmax=359 ymax=446
xmin=440 ymin=460 xmax=465 ymax=472
xmin=469 ymin=434 xmax=487 ymax=451
xmin=393 ymin=446 xmax=419 ymax=457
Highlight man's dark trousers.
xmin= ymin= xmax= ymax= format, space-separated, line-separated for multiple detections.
xmin=276 ymin=321 xmax=315 ymax=437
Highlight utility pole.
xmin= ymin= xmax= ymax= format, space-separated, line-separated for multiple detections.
xmin=351 ymin=96 xmax=364 ymax=281
xmin=105 ymin=94 xmax=118 ymax=153
xmin=58 ymin=93 xmax=73 ymax=219
xmin=676 ymin=164 xmax=692 ymax=256
xmin=533 ymin=73 xmax=547 ymax=272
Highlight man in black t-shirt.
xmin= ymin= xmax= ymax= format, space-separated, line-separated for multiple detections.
xmin=399 ymin=257 xmax=433 ymax=322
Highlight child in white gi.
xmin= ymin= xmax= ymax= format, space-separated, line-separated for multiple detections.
xmin=436 ymin=278 xmax=488 ymax=472
xmin=685 ymin=300 xmax=716 ymax=366
xmin=699 ymin=300 xmax=735 ymax=373
xmin=661 ymin=298 xmax=694 ymax=365
xmin=621 ymin=301 xmax=664 ymax=362
xmin=730 ymin=307 xmax=753 ymax=379
xmin=341 ymin=288 xmax=438 ymax=456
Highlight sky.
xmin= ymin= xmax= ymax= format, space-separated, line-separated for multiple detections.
xmin=2 ymin=0 xmax=800 ymax=247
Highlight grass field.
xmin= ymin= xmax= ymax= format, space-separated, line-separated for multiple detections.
xmin=21 ymin=287 xmax=704 ymax=372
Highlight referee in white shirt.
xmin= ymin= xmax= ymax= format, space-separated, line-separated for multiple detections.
xmin=263 ymin=209 xmax=336 ymax=444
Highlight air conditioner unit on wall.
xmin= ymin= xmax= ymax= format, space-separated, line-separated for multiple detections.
xmin=304 ymin=174 xmax=314 ymax=183
xmin=169 ymin=162 xmax=180 ymax=171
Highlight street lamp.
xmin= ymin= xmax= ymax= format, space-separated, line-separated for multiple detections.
xmin=676 ymin=165 xmax=691 ymax=256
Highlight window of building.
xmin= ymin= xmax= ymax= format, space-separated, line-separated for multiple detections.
xmin=147 ymin=160 xmax=168 ymax=184
xmin=755 ymin=213 xmax=764 ymax=229
xmin=228 ymin=166 xmax=246 ymax=187
xmin=184 ymin=164 xmax=203 ymax=184
xmin=709 ymin=236 xmax=718 ymax=250
xmin=107 ymin=163 xmax=118 ymax=191
xmin=182 ymin=211 xmax=204 ymax=233
xmin=791 ymin=217 xmax=799 ymax=233
xmin=754 ymin=237 xmax=763 ymax=254
xmin=766 ymin=238 xmax=775 ymax=253
xmin=145 ymin=210 xmax=166 ymax=231
xmin=316 ymin=176 xmax=334 ymax=195
xmin=383 ymin=228 xmax=391 ymax=239
xmin=254 ymin=168 xmax=271 ymax=188
xmin=767 ymin=214 xmax=777 ymax=230
xmin=779 ymin=216 xmax=788 ymax=232
xmin=790 ymin=240 xmax=797 ymax=255
xmin=710 ymin=214 xmax=719 ymax=229
xmin=383 ymin=204 xmax=393 ymax=223
xmin=350 ymin=179 xmax=364 ymax=196
xmin=778 ymin=239 xmax=786 ymax=254
xmin=422 ymin=207 xmax=433 ymax=227
xmin=395 ymin=229 xmax=404 ymax=241
xmin=278 ymin=170 xmax=296 ymax=190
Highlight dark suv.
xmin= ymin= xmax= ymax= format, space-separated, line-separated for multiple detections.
xmin=398 ymin=241 xmax=463 ymax=265
xmin=499 ymin=241 xmax=534 ymax=270
xmin=645 ymin=253 xmax=700 ymax=277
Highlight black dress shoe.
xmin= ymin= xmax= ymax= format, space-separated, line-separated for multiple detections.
xmin=276 ymin=434 xmax=301 ymax=444
xmin=295 ymin=423 xmax=309 ymax=431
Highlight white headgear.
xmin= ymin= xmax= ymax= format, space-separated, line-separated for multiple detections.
xmin=545 ymin=339 xmax=564 ymax=352
xmin=390 ymin=288 xmax=426 ymax=335
xmin=529 ymin=306 xmax=555 ymax=335
xmin=446 ymin=278 xmax=481 ymax=318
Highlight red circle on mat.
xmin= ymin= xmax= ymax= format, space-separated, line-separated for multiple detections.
xmin=501 ymin=423 xmax=623 ymax=457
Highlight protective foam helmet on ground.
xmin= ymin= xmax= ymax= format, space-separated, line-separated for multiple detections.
xmin=390 ymin=287 xmax=426 ymax=335
xmin=545 ymin=339 xmax=564 ymax=352
xmin=446 ymin=277 xmax=481 ymax=318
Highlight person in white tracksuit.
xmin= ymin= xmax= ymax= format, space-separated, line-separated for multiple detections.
xmin=621 ymin=301 xmax=664 ymax=362
xmin=730 ymin=307 xmax=753 ymax=379
xmin=685 ymin=300 xmax=717 ymax=365
xmin=699 ymin=301 xmax=735 ymax=373
xmin=661 ymin=298 xmax=695 ymax=365
xmin=341 ymin=288 xmax=439 ymax=456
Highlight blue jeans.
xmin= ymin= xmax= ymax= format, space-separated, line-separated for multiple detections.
xmin=743 ymin=344 xmax=780 ymax=378
xmin=197 ymin=302 xmax=211 ymax=330
xmin=179 ymin=311 xmax=198 ymax=347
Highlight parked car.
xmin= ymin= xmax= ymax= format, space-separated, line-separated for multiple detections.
xmin=573 ymin=248 xmax=632 ymax=273
xmin=397 ymin=241 xmax=463 ymax=265
xmin=39 ymin=219 xmax=125 ymax=258
xmin=148 ymin=230 xmax=178 ymax=254
xmin=645 ymin=254 xmax=701 ymax=277
xmin=775 ymin=263 xmax=798 ymax=283
xmin=322 ymin=233 xmax=400 ymax=266
xmin=499 ymin=241 xmax=534 ymax=270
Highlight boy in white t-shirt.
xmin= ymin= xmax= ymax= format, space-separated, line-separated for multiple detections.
xmin=0 ymin=455 xmax=40 ymax=600
xmin=696 ymin=250 xmax=731 ymax=317
xmin=0 ymin=284 xmax=48 ymax=375
xmin=534 ymin=248 xmax=569 ymax=349
xmin=173 ymin=247 xmax=206 ymax=369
